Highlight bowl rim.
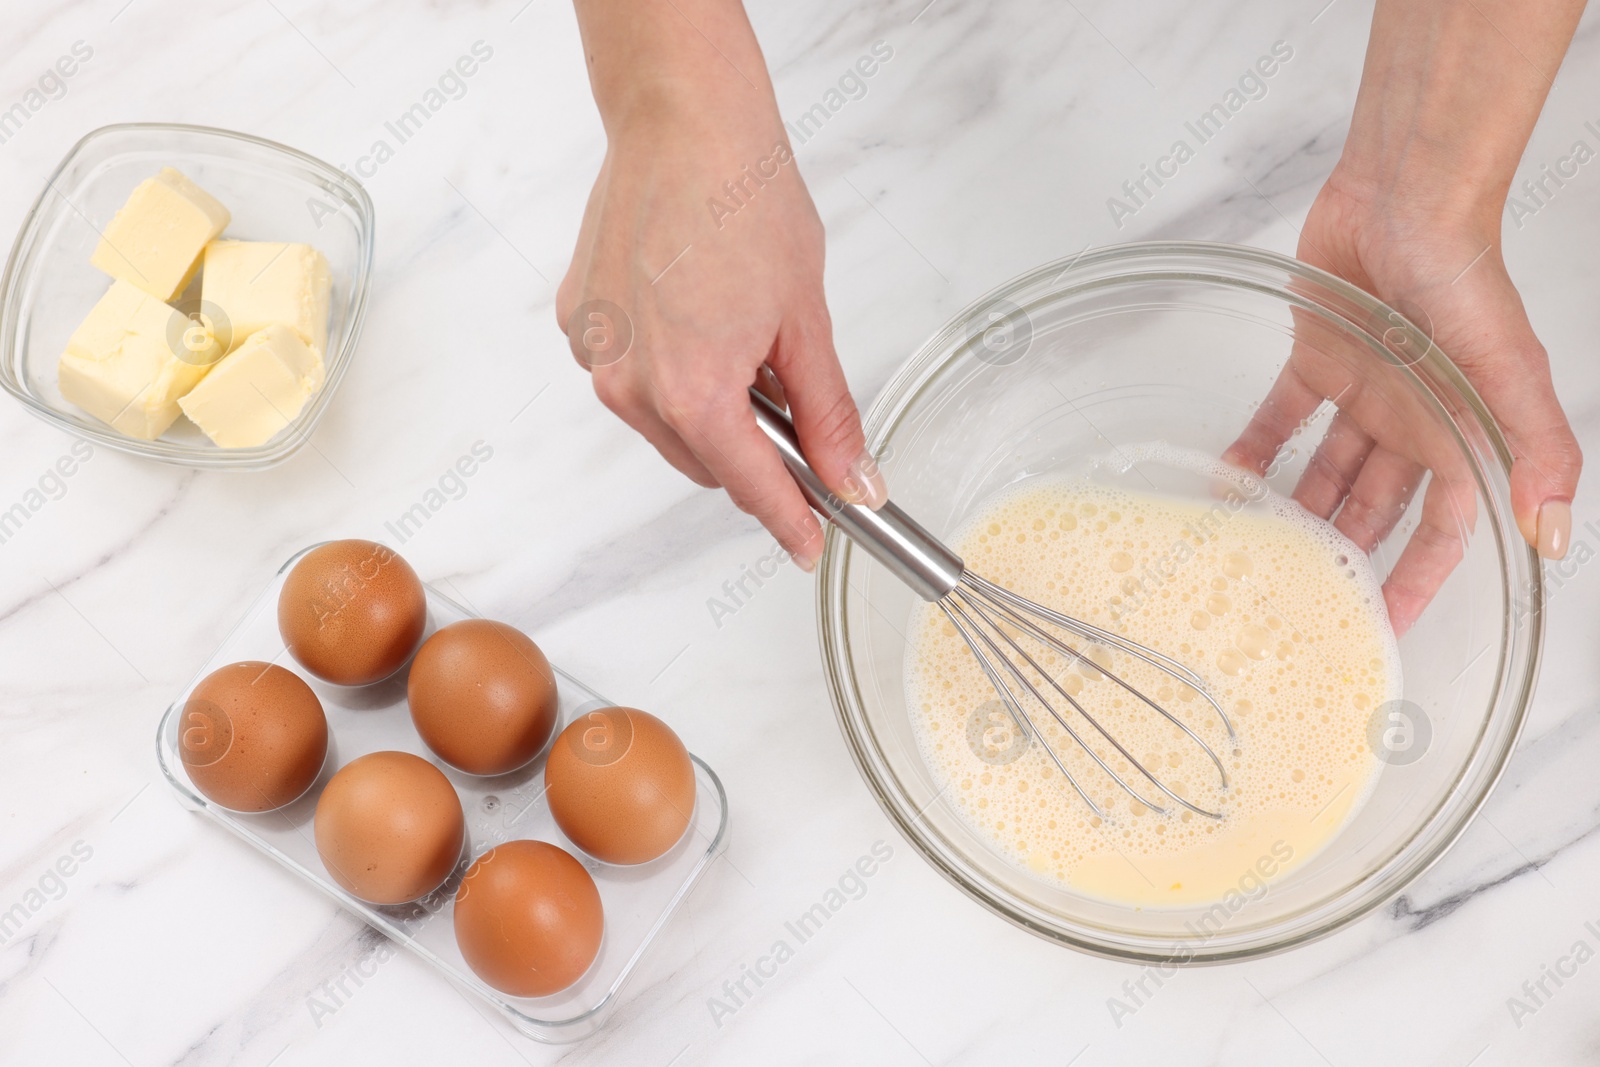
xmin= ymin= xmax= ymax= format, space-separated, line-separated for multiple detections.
xmin=816 ymin=239 xmax=1543 ymax=963
xmin=0 ymin=121 xmax=376 ymax=470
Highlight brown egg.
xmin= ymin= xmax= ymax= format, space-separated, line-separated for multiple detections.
xmin=454 ymin=840 xmax=604 ymax=997
xmin=279 ymin=540 xmax=427 ymax=686
xmin=545 ymin=707 xmax=696 ymax=865
xmin=179 ymin=661 xmax=328 ymax=812
xmin=408 ymin=620 xmax=559 ymax=776
xmin=314 ymin=751 xmax=465 ymax=904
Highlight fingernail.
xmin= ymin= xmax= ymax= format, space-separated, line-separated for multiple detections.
xmin=792 ymin=546 xmax=817 ymax=573
xmin=840 ymin=450 xmax=889 ymax=510
xmin=1537 ymin=499 xmax=1572 ymax=560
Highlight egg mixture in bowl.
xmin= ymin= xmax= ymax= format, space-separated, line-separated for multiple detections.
xmin=819 ymin=243 xmax=1542 ymax=962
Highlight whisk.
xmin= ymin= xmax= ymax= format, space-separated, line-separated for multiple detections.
xmin=751 ymin=389 xmax=1235 ymax=820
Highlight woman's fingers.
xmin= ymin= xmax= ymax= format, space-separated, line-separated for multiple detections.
xmin=1222 ymin=362 xmax=1325 ymax=477
xmin=1333 ymin=445 xmax=1424 ymax=552
xmin=1382 ymin=474 xmax=1474 ymax=637
xmin=1516 ymin=455 xmax=1576 ymax=560
xmin=1421 ymin=259 xmax=1579 ymax=558
xmin=653 ymin=379 xmax=825 ymax=569
xmin=1471 ymin=346 xmax=1581 ymax=559
xmin=1293 ymin=410 xmax=1375 ymax=519
xmin=555 ymin=158 xmax=610 ymax=332
xmin=590 ymin=370 xmax=720 ymax=488
xmin=563 ymin=286 xmax=719 ymax=487
xmin=768 ymin=310 xmax=884 ymax=509
xmin=752 ymin=363 xmax=787 ymax=409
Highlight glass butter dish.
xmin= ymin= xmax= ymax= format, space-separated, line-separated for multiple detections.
xmin=0 ymin=123 xmax=374 ymax=469
xmin=156 ymin=547 xmax=729 ymax=1042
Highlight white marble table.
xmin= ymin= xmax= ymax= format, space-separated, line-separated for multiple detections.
xmin=3 ymin=1 xmax=1599 ymax=1063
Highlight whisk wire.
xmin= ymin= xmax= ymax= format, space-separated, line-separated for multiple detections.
xmin=967 ymin=573 xmax=1236 ymax=740
xmin=972 ymin=601 xmax=1222 ymax=819
xmin=940 ymin=596 xmax=1104 ymax=814
xmin=973 ymin=586 xmax=1232 ymax=786
xmin=951 ymin=590 xmax=1164 ymax=813
xmin=948 ymin=582 xmax=1226 ymax=819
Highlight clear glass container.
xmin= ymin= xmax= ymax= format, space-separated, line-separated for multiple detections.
xmin=0 ymin=123 xmax=375 ymax=468
xmin=156 ymin=547 xmax=729 ymax=1042
xmin=819 ymin=242 xmax=1541 ymax=962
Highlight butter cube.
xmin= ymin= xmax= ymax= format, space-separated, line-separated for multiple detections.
xmin=58 ymin=280 xmax=224 ymax=439
xmin=202 ymin=241 xmax=331 ymax=355
xmin=178 ymin=324 xmax=325 ymax=448
xmin=90 ymin=168 xmax=231 ymax=300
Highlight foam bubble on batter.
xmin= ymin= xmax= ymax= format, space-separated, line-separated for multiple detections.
xmin=904 ymin=446 xmax=1402 ymax=906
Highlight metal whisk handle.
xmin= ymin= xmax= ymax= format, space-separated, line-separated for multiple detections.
xmin=749 ymin=388 xmax=964 ymax=601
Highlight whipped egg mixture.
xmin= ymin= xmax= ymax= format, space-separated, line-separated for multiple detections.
xmin=906 ymin=458 xmax=1400 ymax=907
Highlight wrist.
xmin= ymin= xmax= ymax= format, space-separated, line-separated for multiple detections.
xmin=1336 ymin=0 xmax=1585 ymax=239
xmin=597 ymin=80 xmax=781 ymax=152
xmin=1325 ymin=146 xmax=1508 ymax=242
xmin=575 ymin=0 xmax=777 ymax=138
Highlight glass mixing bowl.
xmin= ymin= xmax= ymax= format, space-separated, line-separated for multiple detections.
xmin=819 ymin=242 xmax=1542 ymax=962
